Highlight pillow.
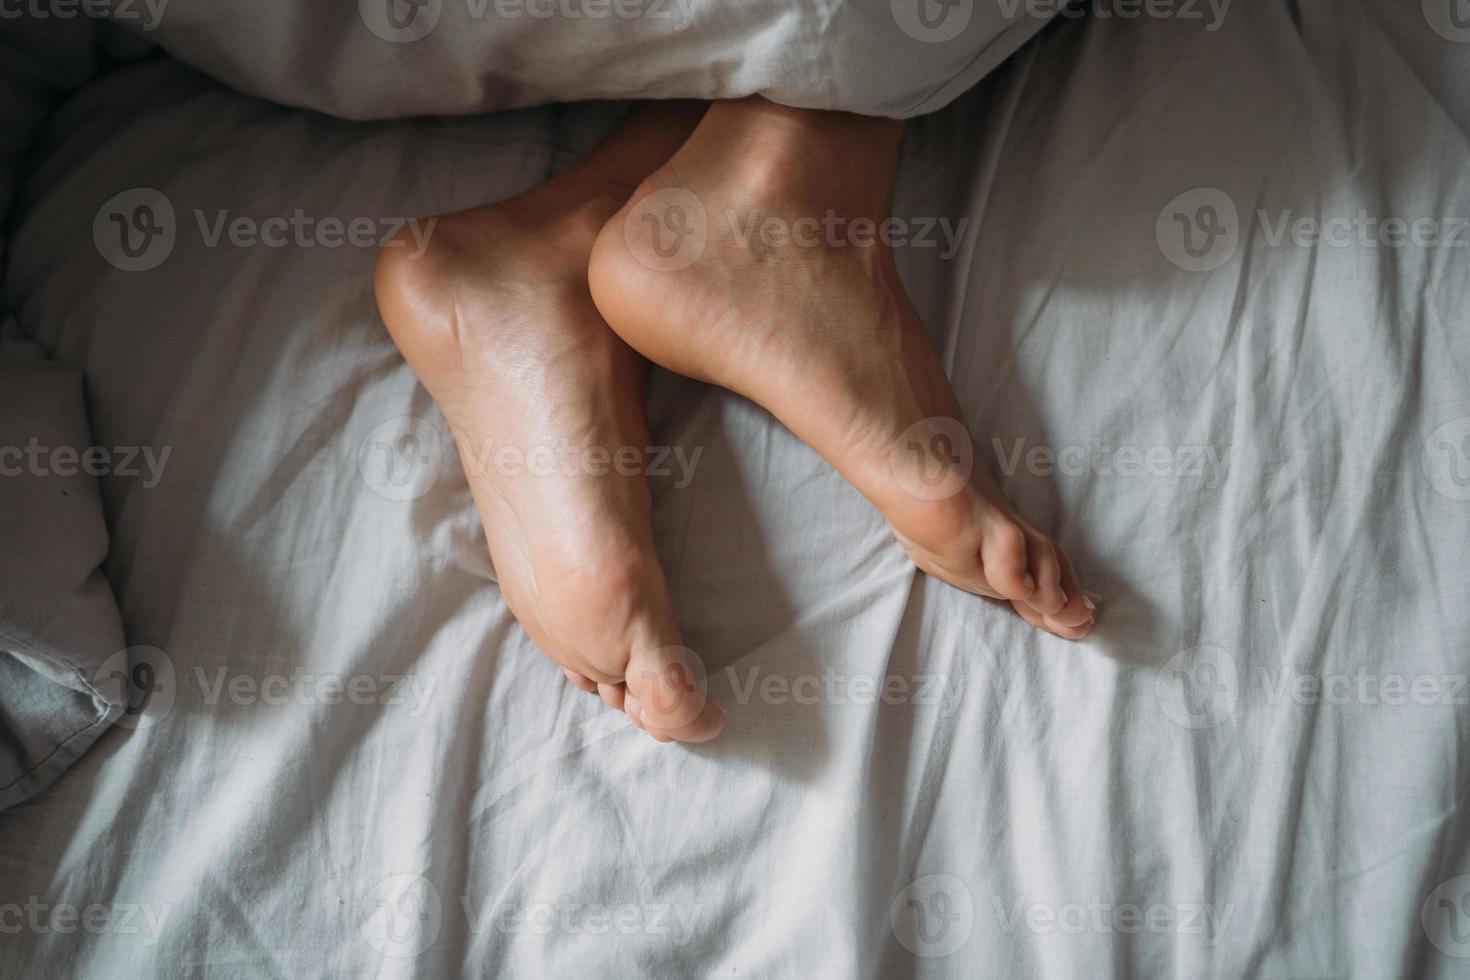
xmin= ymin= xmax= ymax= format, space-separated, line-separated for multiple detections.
xmin=116 ymin=0 xmax=1057 ymax=120
xmin=0 ymin=17 xmax=132 ymax=811
xmin=0 ymin=322 xmax=128 ymax=810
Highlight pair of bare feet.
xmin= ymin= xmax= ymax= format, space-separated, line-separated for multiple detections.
xmin=373 ymin=98 xmax=1097 ymax=744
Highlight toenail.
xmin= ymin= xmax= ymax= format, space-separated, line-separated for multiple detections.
xmin=1083 ymin=595 xmax=1096 ymax=611
xmin=1023 ymin=572 xmax=1036 ymax=591
xmin=1058 ymin=588 xmax=1069 ymax=606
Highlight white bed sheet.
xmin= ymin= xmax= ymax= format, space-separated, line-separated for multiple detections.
xmin=2 ymin=2 xmax=1468 ymax=977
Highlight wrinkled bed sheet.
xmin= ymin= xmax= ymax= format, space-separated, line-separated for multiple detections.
xmin=2 ymin=1 xmax=1469 ymax=977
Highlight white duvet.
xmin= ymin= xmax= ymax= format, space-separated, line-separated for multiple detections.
xmin=2 ymin=2 xmax=1469 ymax=977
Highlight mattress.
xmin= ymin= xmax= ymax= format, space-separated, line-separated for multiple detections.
xmin=2 ymin=1 xmax=1468 ymax=977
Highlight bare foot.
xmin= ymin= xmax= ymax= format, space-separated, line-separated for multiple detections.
xmin=588 ymin=99 xmax=1096 ymax=638
xmin=373 ymin=106 xmax=725 ymax=740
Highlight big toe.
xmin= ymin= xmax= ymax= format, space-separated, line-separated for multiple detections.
xmin=1004 ymin=538 xmax=1096 ymax=640
xmin=893 ymin=487 xmax=1096 ymax=639
xmin=535 ymin=546 xmax=728 ymax=744
xmin=623 ymin=642 xmax=725 ymax=743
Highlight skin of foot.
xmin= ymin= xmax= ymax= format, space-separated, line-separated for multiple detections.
xmin=373 ymin=107 xmax=724 ymax=741
xmin=587 ymin=98 xmax=1098 ymax=639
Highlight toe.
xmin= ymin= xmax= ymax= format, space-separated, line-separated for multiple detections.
xmin=1023 ymin=531 xmax=1069 ymax=617
xmin=1010 ymin=597 xmax=1051 ymax=632
xmin=622 ymin=690 xmax=645 ymax=729
xmin=978 ymin=518 xmax=1037 ymax=604
xmin=625 ymin=643 xmax=721 ymax=736
xmin=534 ymin=537 xmax=726 ymax=741
xmin=1048 ymin=620 xmax=1094 ymax=640
xmin=1042 ymin=546 xmax=1096 ymax=632
xmin=564 ymin=668 xmax=599 ymax=693
xmin=643 ymin=699 xmax=727 ymax=744
xmin=622 ymin=690 xmax=680 ymax=743
xmin=598 ymin=681 xmax=627 ymax=714
xmin=1010 ymin=596 xmax=1092 ymax=640
xmin=1044 ymin=602 xmax=1093 ymax=634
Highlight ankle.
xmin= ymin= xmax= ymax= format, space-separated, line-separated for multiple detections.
xmin=506 ymin=177 xmax=635 ymax=256
xmin=531 ymin=103 xmax=709 ymax=230
xmin=681 ymin=97 xmax=904 ymax=211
